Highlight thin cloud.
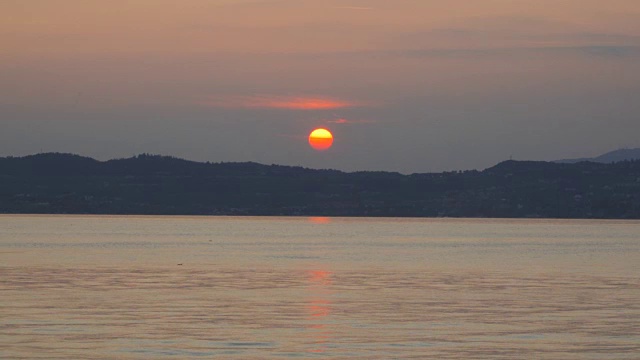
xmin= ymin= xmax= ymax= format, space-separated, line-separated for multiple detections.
xmin=327 ymin=118 xmax=377 ymax=125
xmin=296 ymin=45 xmax=640 ymax=59
xmin=202 ymin=95 xmax=363 ymax=110
xmin=211 ymin=45 xmax=640 ymax=61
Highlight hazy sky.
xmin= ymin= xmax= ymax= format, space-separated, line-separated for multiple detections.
xmin=2 ymin=0 xmax=640 ymax=173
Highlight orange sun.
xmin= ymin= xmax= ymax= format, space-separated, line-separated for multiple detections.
xmin=309 ymin=128 xmax=333 ymax=151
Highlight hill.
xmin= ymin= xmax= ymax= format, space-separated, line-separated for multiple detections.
xmin=1 ymin=153 xmax=640 ymax=218
xmin=555 ymin=148 xmax=640 ymax=164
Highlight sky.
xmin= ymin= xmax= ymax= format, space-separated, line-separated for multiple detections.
xmin=2 ymin=0 xmax=640 ymax=173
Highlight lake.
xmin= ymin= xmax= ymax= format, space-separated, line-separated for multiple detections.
xmin=1 ymin=215 xmax=639 ymax=359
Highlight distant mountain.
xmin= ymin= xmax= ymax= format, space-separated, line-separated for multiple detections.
xmin=555 ymin=148 xmax=640 ymax=164
xmin=1 ymin=153 xmax=640 ymax=219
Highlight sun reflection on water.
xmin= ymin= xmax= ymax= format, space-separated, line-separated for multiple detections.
xmin=305 ymin=269 xmax=333 ymax=354
xmin=308 ymin=217 xmax=331 ymax=224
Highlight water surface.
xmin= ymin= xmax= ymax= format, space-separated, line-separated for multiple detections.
xmin=1 ymin=215 xmax=639 ymax=359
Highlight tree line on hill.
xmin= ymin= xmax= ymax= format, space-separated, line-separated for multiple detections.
xmin=1 ymin=153 xmax=640 ymax=218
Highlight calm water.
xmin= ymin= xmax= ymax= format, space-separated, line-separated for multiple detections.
xmin=1 ymin=215 xmax=639 ymax=359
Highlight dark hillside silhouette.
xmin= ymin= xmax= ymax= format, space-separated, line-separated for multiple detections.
xmin=1 ymin=153 xmax=639 ymax=218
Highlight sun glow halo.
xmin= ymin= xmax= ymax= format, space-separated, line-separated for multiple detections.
xmin=308 ymin=128 xmax=333 ymax=151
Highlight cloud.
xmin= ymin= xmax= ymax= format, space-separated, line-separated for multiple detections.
xmin=202 ymin=95 xmax=362 ymax=110
xmin=327 ymin=118 xmax=376 ymax=125
xmin=215 ymin=45 xmax=640 ymax=61
xmin=578 ymin=45 xmax=640 ymax=58
xmin=355 ymin=45 xmax=640 ymax=59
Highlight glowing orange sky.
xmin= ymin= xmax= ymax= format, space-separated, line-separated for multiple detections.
xmin=203 ymin=96 xmax=358 ymax=110
xmin=1 ymin=0 xmax=639 ymax=172
xmin=254 ymin=98 xmax=352 ymax=110
xmin=3 ymin=1 xmax=639 ymax=55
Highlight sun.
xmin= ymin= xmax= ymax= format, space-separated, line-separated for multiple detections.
xmin=309 ymin=128 xmax=333 ymax=151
